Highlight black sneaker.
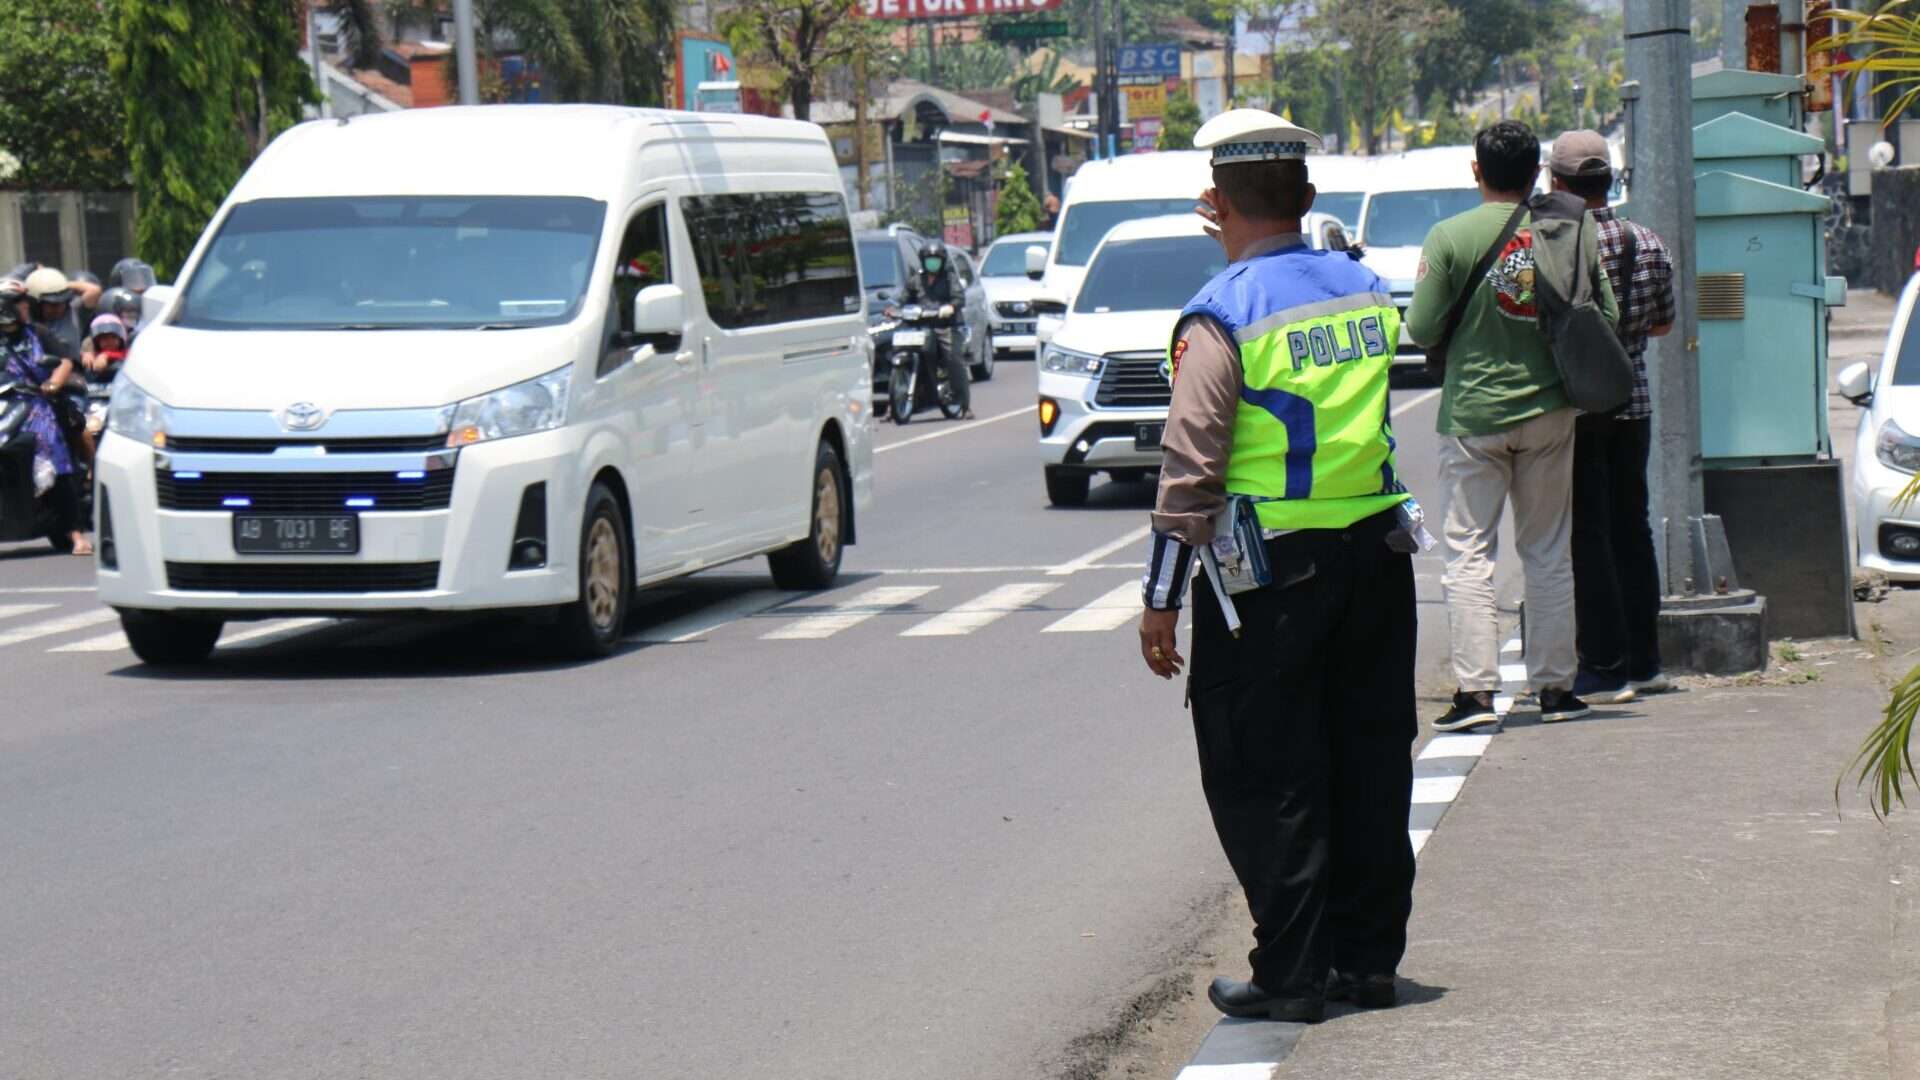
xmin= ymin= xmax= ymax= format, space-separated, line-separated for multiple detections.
xmin=1326 ymin=970 xmax=1397 ymax=1009
xmin=1538 ymin=689 xmax=1592 ymax=723
xmin=1432 ymin=690 xmax=1499 ymax=732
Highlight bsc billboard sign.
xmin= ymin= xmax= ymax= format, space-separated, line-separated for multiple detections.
xmin=862 ymin=0 xmax=1061 ymax=18
xmin=1116 ymin=44 xmax=1181 ymax=82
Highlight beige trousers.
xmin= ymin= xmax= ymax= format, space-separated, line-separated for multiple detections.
xmin=1436 ymin=408 xmax=1579 ymax=694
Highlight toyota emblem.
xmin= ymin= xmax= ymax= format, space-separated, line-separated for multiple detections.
xmin=1012 ymin=301 xmax=1030 ymax=315
xmin=1159 ymin=358 xmax=1174 ymax=384
xmin=280 ymin=401 xmax=327 ymax=431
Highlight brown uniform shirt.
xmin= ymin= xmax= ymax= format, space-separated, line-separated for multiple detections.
xmin=1150 ymin=233 xmax=1305 ymax=547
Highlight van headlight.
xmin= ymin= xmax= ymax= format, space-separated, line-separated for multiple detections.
xmin=106 ymin=379 xmax=170 ymax=447
xmin=1042 ymin=345 xmax=1104 ymax=377
xmin=1879 ymin=419 xmax=1920 ymax=474
xmin=445 ymin=366 xmax=572 ymax=447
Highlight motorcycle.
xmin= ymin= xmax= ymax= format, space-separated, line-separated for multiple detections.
xmin=0 ymin=381 xmax=90 ymax=552
xmin=884 ymin=303 xmax=965 ymax=425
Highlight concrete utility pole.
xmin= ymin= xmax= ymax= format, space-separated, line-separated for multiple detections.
xmin=1093 ymin=0 xmax=1108 ymax=157
xmin=1625 ymin=0 xmax=1710 ymax=598
xmin=1722 ymin=0 xmax=1748 ymax=69
xmin=452 ymin=0 xmax=480 ymax=106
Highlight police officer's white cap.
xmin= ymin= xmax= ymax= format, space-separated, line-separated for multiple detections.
xmin=1193 ymin=108 xmax=1324 ymax=165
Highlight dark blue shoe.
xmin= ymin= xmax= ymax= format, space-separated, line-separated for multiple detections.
xmin=1571 ymin=670 xmax=1635 ymax=706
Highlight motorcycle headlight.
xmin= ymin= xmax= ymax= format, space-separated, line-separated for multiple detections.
xmin=1880 ymin=418 xmax=1920 ymax=474
xmin=445 ymin=366 xmax=572 ymax=448
xmin=106 ymin=379 xmax=170 ymax=447
xmin=1042 ymin=345 xmax=1104 ymax=377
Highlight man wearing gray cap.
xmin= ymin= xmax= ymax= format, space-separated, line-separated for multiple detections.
xmin=1136 ymin=108 xmax=1417 ymax=1023
xmin=1549 ymin=129 xmax=1676 ymax=704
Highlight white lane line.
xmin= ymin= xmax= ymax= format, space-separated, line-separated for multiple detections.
xmin=0 ymin=607 xmax=120 ymax=648
xmin=1499 ymin=661 xmax=1529 ymax=683
xmin=1391 ymin=386 xmax=1442 ymax=418
xmin=761 ymin=585 xmax=937 ymax=640
xmin=0 ymin=586 xmax=94 ymax=594
xmin=636 ymin=589 xmax=799 ymax=644
xmin=221 ymin=618 xmax=334 ymax=648
xmin=901 ymin=582 xmax=1059 ymax=637
xmin=1177 ymin=1066 xmax=1281 ymax=1080
xmin=51 ymin=629 xmax=128 ymax=652
xmin=1048 ymin=524 xmax=1152 ymax=577
xmin=1419 ymin=733 xmax=1493 ymax=760
xmin=1412 ymin=775 xmax=1466 ymax=804
xmin=1040 ymin=581 xmax=1141 ymax=634
xmin=872 ymin=405 xmax=1035 ymax=454
xmin=869 ymin=561 xmax=1144 ymax=576
xmin=1409 ymin=829 xmax=1433 ymax=856
xmin=0 ymin=603 xmax=57 ymax=621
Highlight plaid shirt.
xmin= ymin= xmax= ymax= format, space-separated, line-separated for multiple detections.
xmin=1592 ymin=207 xmax=1677 ymax=421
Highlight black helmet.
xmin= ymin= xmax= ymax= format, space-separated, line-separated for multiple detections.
xmin=919 ymin=239 xmax=947 ymax=272
xmin=110 ymin=258 xmax=155 ymax=292
xmin=0 ymin=279 xmax=25 ymax=332
xmin=100 ymin=286 xmax=141 ymax=322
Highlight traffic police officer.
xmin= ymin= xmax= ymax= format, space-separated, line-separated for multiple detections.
xmin=1136 ymin=110 xmax=1418 ymax=1023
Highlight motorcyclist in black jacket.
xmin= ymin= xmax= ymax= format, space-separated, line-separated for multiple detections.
xmin=902 ymin=239 xmax=972 ymax=419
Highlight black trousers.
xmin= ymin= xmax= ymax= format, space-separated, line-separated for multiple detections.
xmin=935 ymin=328 xmax=971 ymax=412
xmin=1571 ymin=416 xmax=1662 ymax=682
xmin=1187 ymin=510 xmax=1417 ymax=996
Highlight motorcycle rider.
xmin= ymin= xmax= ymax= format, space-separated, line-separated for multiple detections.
xmin=902 ymin=239 xmax=973 ymax=420
xmin=23 ymin=266 xmax=91 ymax=365
xmin=109 ymin=258 xmax=156 ymax=296
xmin=80 ymin=313 xmax=132 ymax=456
xmin=0 ymin=280 xmax=90 ymax=555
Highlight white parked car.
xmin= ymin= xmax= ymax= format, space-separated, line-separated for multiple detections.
xmin=1839 ymin=273 xmax=1920 ymax=580
xmin=1035 ymin=212 xmax=1347 ymax=506
xmin=95 ymin=105 xmax=875 ymax=663
xmin=978 ymin=231 xmax=1051 ymax=357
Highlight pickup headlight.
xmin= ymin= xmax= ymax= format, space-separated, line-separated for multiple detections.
xmin=446 ymin=366 xmax=572 ymax=447
xmin=1879 ymin=419 xmax=1920 ymax=474
xmin=1042 ymin=345 xmax=1104 ymax=377
xmin=106 ymin=379 xmax=169 ymax=447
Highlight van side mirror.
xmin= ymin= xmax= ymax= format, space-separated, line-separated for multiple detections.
xmin=1025 ymin=245 xmax=1047 ymax=281
xmin=633 ymin=283 xmax=684 ymax=337
xmin=1838 ymin=361 xmax=1874 ymax=406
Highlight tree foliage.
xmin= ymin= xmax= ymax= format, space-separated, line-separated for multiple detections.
xmin=994 ymin=160 xmax=1042 ymax=235
xmin=115 ymin=0 xmax=316 ymax=279
xmin=720 ymin=0 xmax=882 ymax=121
xmin=1312 ymin=0 xmax=1450 ymax=155
xmin=1157 ymin=90 xmax=1201 ymax=150
xmin=1409 ymin=0 xmax=1576 ymax=109
xmin=479 ymin=0 xmax=674 ymax=105
xmin=0 ymin=0 xmax=128 ymax=191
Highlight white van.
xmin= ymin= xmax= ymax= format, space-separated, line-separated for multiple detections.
xmin=1029 ymin=151 xmax=1369 ymax=339
xmin=1353 ymin=147 xmax=1485 ymax=366
xmin=94 ymin=106 xmax=875 ymax=663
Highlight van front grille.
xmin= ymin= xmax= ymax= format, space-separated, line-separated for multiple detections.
xmin=165 ymin=561 xmax=441 ymax=593
xmin=164 ymin=435 xmax=450 ymax=454
xmin=1093 ymin=351 xmax=1173 ymax=409
xmin=155 ymin=469 xmax=455 ymax=513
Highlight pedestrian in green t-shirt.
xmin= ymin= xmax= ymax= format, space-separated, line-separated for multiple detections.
xmin=1406 ymin=121 xmax=1618 ymax=733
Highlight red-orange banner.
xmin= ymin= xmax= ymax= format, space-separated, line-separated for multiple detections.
xmin=861 ymin=0 xmax=1062 ymax=18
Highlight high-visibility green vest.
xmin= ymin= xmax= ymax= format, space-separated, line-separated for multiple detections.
xmin=1175 ymin=246 xmax=1409 ymax=532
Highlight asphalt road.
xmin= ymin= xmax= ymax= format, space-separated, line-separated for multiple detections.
xmin=0 ymin=360 xmax=1454 ymax=1079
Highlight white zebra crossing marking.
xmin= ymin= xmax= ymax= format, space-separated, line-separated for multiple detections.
xmin=54 ymin=617 xmax=334 ymax=654
xmin=761 ymin=585 xmax=938 ymax=640
xmin=1040 ymin=581 xmax=1140 ymax=634
xmin=900 ymin=583 xmax=1059 ymax=637
xmin=0 ymin=603 xmax=57 ymax=622
xmin=637 ymin=589 xmax=799 ymax=643
xmin=1411 ymin=775 xmax=1466 ymax=805
xmin=1419 ymin=733 xmax=1493 ymax=760
xmin=0 ymin=607 xmax=120 ymax=648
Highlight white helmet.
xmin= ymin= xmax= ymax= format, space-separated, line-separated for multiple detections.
xmin=24 ymin=266 xmax=74 ymax=305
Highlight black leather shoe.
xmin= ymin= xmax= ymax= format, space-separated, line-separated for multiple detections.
xmin=1326 ymin=970 xmax=1397 ymax=1009
xmin=1206 ymin=977 xmax=1325 ymax=1022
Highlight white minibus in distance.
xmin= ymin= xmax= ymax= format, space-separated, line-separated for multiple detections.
xmin=95 ymin=106 xmax=875 ymax=664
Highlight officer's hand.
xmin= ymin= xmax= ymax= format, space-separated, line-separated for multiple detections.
xmin=1196 ymin=188 xmax=1224 ymax=248
xmin=1139 ymin=607 xmax=1184 ymax=679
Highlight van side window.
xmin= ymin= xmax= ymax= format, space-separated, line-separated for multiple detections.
xmin=953 ymin=252 xmax=975 ymax=287
xmin=681 ymin=191 xmax=860 ymax=329
xmin=613 ymin=204 xmax=670 ymax=338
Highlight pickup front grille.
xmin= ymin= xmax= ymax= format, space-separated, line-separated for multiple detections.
xmin=155 ymin=469 xmax=456 ymax=512
xmin=164 ymin=435 xmax=450 ymax=454
xmin=1093 ymin=351 xmax=1173 ymax=409
xmin=166 ymin=561 xmax=441 ymax=593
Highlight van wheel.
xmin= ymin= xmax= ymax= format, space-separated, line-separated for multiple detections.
xmin=121 ymin=610 xmax=223 ymax=665
xmin=770 ymin=441 xmax=846 ymax=590
xmin=555 ymin=483 xmax=630 ymax=659
xmin=1045 ymin=467 xmax=1090 ymax=507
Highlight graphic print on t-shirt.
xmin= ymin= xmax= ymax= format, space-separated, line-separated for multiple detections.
xmin=1483 ymin=228 xmax=1538 ymax=320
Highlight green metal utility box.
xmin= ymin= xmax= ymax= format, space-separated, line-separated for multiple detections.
xmin=1691 ymin=68 xmax=1805 ymax=130
xmin=1692 ymin=170 xmax=1845 ymax=461
xmin=1693 ymin=111 xmax=1825 ymax=188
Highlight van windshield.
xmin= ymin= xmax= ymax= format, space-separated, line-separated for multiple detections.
xmin=174 ymin=196 xmax=606 ymax=331
xmin=1361 ymin=189 xmax=1483 ymax=249
xmin=1073 ymin=235 xmax=1228 ymax=314
xmin=1055 ymin=198 xmax=1199 ymax=266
